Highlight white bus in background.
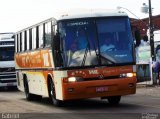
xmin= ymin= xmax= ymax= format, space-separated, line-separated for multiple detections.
xmin=136 ymin=30 xmax=160 ymax=85
xmin=0 ymin=33 xmax=17 ymax=89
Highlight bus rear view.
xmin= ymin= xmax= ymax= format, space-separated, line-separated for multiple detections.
xmin=0 ymin=33 xmax=16 ymax=89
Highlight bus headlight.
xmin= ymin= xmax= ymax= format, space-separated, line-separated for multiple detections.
xmin=126 ymin=73 xmax=134 ymax=77
xmin=67 ymin=77 xmax=84 ymax=82
xmin=120 ymin=73 xmax=136 ymax=78
xmin=68 ymin=77 xmax=77 ymax=82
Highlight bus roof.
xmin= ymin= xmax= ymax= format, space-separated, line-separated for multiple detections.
xmin=0 ymin=38 xmax=14 ymax=47
xmin=57 ymin=9 xmax=128 ymax=20
xmin=0 ymin=33 xmax=15 ymax=41
xmin=16 ymin=9 xmax=128 ymax=33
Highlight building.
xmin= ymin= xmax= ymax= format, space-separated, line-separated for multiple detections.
xmin=131 ymin=14 xmax=160 ymax=38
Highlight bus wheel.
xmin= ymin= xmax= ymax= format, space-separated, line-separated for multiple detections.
xmin=48 ymin=78 xmax=63 ymax=107
xmin=24 ymin=79 xmax=34 ymax=101
xmin=107 ymin=96 xmax=121 ymax=105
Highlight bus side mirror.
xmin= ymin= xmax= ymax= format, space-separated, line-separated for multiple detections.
xmin=12 ymin=35 xmax=15 ymax=39
xmin=53 ymin=33 xmax=63 ymax=67
xmin=134 ymin=29 xmax=141 ymax=47
xmin=53 ymin=33 xmax=60 ymax=51
xmin=143 ymin=35 xmax=148 ymax=42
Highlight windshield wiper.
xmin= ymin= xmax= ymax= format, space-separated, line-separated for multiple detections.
xmin=81 ymin=27 xmax=100 ymax=66
xmin=100 ymin=53 xmax=116 ymax=65
xmin=81 ymin=27 xmax=91 ymax=66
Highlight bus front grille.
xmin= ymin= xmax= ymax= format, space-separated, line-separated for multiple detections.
xmin=0 ymin=69 xmax=16 ymax=84
xmin=0 ymin=67 xmax=15 ymax=72
xmin=0 ymin=79 xmax=16 ymax=83
xmin=0 ymin=74 xmax=16 ymax=79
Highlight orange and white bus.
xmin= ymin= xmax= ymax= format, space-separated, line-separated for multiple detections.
xmin=15 ymin=9 xmax=137 ymax=106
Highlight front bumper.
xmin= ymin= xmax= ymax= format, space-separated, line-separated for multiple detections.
xmin=62 ymin=77 xmax=136 ymax=100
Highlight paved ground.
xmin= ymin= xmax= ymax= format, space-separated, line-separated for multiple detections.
xmin=0 ymin=86 xmax=160 ymax=119
xmin=136 ymin=85 xmax=160 ymax=97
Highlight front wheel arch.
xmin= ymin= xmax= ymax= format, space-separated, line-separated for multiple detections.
xmin=23 ymin=74 xmax=33 ymax=101
xmin=47 ymin=75 xmax=63 ymax=106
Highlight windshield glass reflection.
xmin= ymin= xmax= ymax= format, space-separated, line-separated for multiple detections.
xmin=0 ymin=47 xmax=14 ymax=61
xmin=58 ymin=17 xmax=134 ymax=68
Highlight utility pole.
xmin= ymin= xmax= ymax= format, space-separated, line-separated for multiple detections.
xmin=141 ymin=0 xmax=155 ymax=85
xmin=148 ymin=0 xmax=155 ymax=61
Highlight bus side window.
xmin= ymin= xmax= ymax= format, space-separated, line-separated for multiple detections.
xmin=36 ymin=26 xmax=39 ymax=49
xmin=19 ymin=33 xmax=22 ymax=52
xmin=51 ymin=25 xmax=55 ymax=48
xmin=44 ymin=22 xmax=52 ymax=47
xmin=26 ymin=30 xmax=30 ymax=50
xmin=29 ymin=29 xmax=32 ymax=50
xmin=16 ymin=34 xmax=18 ymax=52
xmin=32 ymin=27 xmax=37 ymax=49
xmin=22 ymin=31 xmax=25 ymax=51
xmin=39 ymin=24 xmax=44 ymax=48
xmin=17 ymin=34 xmax=19 ymax=52
xmin=24 ymin=31 xmax=27 ymax=50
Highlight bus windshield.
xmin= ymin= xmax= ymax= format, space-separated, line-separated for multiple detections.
xmin=0 ymin=47 xmax=14 ymax=61
xmin=58 ymin=17 xmax=134 ymax=67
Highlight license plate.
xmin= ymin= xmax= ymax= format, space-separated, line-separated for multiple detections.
xmin=96 ymin=87 xmax=108 ymax=92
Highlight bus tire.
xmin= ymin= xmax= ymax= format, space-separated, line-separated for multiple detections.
xmin=107 ymin=96 xmax=121 ymax=105
xmin=48 ymin=77 xmax=63 ymax=107
xmin=24 ymin=78 xmax=34 ymax=101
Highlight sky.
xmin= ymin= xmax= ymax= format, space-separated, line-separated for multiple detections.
xmin=0 ymin=0 xmax=159 ymax=33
